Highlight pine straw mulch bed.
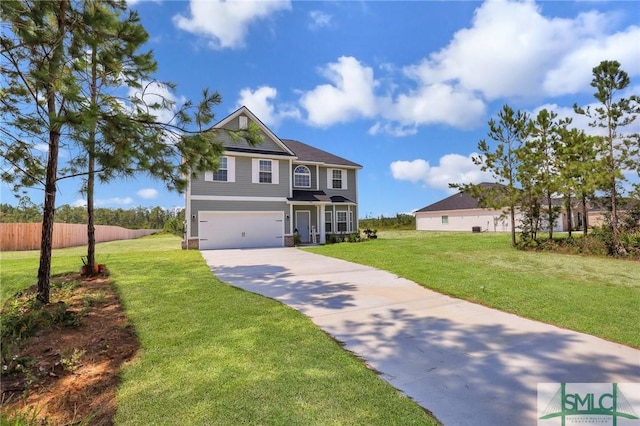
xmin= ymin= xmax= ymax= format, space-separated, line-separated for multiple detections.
xmin=1 ymin=272 xmax=139 ymax=425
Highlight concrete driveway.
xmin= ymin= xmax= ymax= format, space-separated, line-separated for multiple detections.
xmin=201 ymin=247 xmax=640 ymax=426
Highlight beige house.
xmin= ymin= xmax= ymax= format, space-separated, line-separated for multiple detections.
xmin=415 ymin=183 xmax=569 ymax=233
xmin=416 ymin=183 xmax=636 ymax=233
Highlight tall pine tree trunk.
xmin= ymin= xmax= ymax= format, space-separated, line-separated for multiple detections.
xmin=37 ymin=0 xmax=67 ymax=304
xmin=510 ymin=206 xmax=516 ymax=246
xmin=86 ymin=44 xmax=98 ymax=276
xmin=566 ymin=196 xmax=573 ymax=238
xmin=582 ymin=194 xmax=589 ymax=236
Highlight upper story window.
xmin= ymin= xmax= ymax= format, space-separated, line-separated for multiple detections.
xmin=212 ymin=157 xmax=228 ymax=181
xmin=327 ymin=169 xmax=347 ymax=190
xmin=294 ymin=165 xmax=311 ymax=188
xmin=239 ymin=116 xmax=248 ymax=129
xmin=252 ymin=159 xmax=279 ymax=184
xmin=204 ymin=156 xmax=235 ymax=182
xmin=259 ymin=160 xmax=272 ymax=183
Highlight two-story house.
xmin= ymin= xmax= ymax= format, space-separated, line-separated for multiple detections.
xmin=184 ymin=106 xmax=362 ymax=250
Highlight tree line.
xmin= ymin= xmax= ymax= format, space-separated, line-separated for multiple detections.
xmin=359 ymin=214 xmax=416 ymax=231
xmin=453 ymin=60 xmax=639 ymax=256
xmin=0 ymin=198 xmax=185 ymax=234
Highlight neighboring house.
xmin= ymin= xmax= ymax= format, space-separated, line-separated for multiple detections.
xmin=414 ymin=183 xmax=626 ymax=233
xmin=415 ymin=183 xmax=521 ymax=232
xmin=184 ymin=106 xmax=362 ymax=250
xmin=414 ymin=182 xmax=566 ymax=232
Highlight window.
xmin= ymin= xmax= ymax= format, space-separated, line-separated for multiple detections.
xmin=259 ymin=160 xmax=272 ymax=183
xmin=332 ymin=170 xmax=343 ymax=189
xmin=325 ymin=211 xmax=332 ymax=233
xmin=204 ymin=157 xmax=235 ymax=182
xmin=441 ymin=215 xmax=449 ymax=224
xmin=294 ymin=165 xmax=311 ymax=188
xmin=327 ymin=169 xmax=347 ymax=190
xmin=212 ymin=157 xmax=227 ymax=181
xmin=252 ymin=159 xmax=279 ymax=184
xmin=239 ymin=115 xmax=248 ymax=129
xmin=336 ymin=211 xmax=348 ymax=232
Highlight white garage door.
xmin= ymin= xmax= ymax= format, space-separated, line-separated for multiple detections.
xmin=199 ymin=211 xmax=284 ymax=250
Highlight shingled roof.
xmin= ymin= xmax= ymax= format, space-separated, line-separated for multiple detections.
xmin=416 ymin=183 xmax=506 ymax=212
xmin=281 ymin=139 xmax=362 ymax=168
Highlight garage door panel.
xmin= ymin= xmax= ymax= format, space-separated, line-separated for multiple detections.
xmin=199 ymin=212 xmax=284 ymax=250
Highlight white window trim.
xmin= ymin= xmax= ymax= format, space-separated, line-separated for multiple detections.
xmin=252 ymin=158 xmax=279 ymax=184
xmin=204 ymin=156 xmax=235 ymax=182
xmin=327 ymin=168 xmax=347 ymax=190
xmin=239 ymin=115 xmax=248 ymax=129
xmin=294 ymin=165 xmax=311 ymax=188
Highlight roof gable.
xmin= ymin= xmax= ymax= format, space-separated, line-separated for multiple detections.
xmin=214 ymin=106 xmax=295 ymax=156
xmin=416 ymin=183 xmax=505 ymax=212
xmin=281 ymin=139 xmax=362 ymax=168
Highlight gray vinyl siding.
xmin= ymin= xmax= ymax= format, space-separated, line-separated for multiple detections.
xmin=219 ymin=115 xmax=288 ymax=153
xmin=319 ymin=167 xmax=358 ymax=202
xmin=191 ymin=157 xmax=290 ymax=197
xmin=190 ymin=200 xmax=288 ymax=237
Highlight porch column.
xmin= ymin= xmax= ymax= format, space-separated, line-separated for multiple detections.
xmin=319 ymin=204 xmax=326 ymax=244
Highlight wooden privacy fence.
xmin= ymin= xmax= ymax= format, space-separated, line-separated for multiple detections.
xmin=0 ymin=223 xmax=161 ymax=251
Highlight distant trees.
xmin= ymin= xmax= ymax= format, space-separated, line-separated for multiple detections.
xmin=452 ymin=60 xmax=639 ymax=256
xmin=359 ymin=214 xmax=415 ymax=231
xmin=0 ymin=203 xmax=185 ymax=233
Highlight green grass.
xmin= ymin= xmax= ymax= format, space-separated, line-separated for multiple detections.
xmin=1 ymin=234 xmax=438 ymax=425
xmin=308 ymin=231 xmax=640 ymax=348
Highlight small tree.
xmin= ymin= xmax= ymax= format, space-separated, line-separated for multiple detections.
xmin=453 ymin=105 xmax=529 ymax=246
xmin=521 ymin=109 xmax=568 ymax=240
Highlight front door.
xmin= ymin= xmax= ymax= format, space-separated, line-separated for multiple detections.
xmin=295 ymin=211 xmax=311 ymax=243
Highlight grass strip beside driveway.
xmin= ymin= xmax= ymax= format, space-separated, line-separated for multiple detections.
xmin=308 ymin=231 xmax=640 ymax=349
xmin=1 ymin=235 xmax=438 ymax=425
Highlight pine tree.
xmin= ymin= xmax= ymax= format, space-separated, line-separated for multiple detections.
xmin=1 ymin=0 xmax=262 ymax=302
xmin=473 ymin=105 xmax=530 ymax=246
xmin=574 ymin=60 xmax=640 ymax=254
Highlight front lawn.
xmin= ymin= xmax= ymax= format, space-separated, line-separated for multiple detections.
xmin=309 ymin=231 xmax=640 ymax=348
xmin=1 ymin=234 xmax=438 ymax=425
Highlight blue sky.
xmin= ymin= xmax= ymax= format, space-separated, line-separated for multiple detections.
xmin=3 ymin=0 xmax=639 ymax=217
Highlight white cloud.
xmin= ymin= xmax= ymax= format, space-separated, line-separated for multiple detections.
xmin=236 ymin=86 xmax=300 ymax=127
xmin=382 ymin=83 xmax=486 ymax=129
xmin=403 ymin=0 xmax=639 ymax=100
xmin=173 ymin=0 xmax=292 ymax=50
xmin=300 ymin=56 xmax=378 ymax=127
xmin=309 ymin=10 xmax=332 ymax=30
xmin=258 ymin=1 xmax=639 ymax=136
xmin=390 ymin=153 xmax=494 ymax=191
xmin=137 ymin=188 xmax=159 ymax=199
xmin=95 ymin=197 xmax=134 ymax=207
xmin=72 ymin=199 xmax=87 ymax=208
xmin=543 ymin=26 xmax=640 ymax=96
